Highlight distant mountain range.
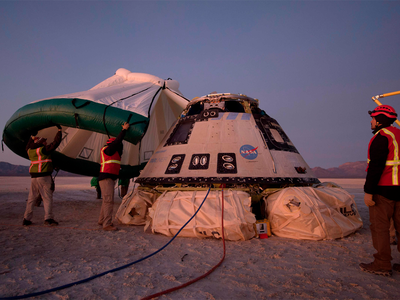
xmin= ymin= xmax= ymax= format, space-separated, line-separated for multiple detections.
xmin=0 ymin=161 xmax=367 ymax=178
xmin=311 ymin=161 xmax=367 ymax=178
xmin=0 ymin=162 xmax=82 ymax=177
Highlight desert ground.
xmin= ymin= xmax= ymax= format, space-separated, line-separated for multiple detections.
xmin=0 ymin=177 xmax=399 ymax=300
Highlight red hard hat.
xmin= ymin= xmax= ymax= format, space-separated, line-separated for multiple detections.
xmin=369 ymin=105 xmax=397 ymax=119
xmin=106 ymin=138 xmax=116 ymax=144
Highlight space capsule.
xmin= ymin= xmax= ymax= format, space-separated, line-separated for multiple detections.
xmin=117 ymin=93 xmax=364 ymax=241
xmin=135 ymin=93 xmax=320 ymax=188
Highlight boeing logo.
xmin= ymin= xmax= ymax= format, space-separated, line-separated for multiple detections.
xmin=340 ymin=204 xmax=357 ymax=217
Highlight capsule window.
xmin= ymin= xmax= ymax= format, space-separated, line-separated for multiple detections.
xmin=165 ymin=119 xmax=194 ymax=146
xmin=217 ymin=153 xmax=237 ymax=174
xmin=254 ymin=115 xmax=299 ymax=153
xmin=189 ymin=153 xmax=210 ymax=170
xmin=165 ymin=154 xmax=186 ymax=174
xmin=224 ymin=101 xmax=245 ymax=113
xmin=187 ymin=102 xmax=204 ymax=116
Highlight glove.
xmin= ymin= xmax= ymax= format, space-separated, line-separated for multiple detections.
xmin=56 ymin=124 xmax=62 ymax=129
xmin=364 ymin=193 xmax=375 ymax=207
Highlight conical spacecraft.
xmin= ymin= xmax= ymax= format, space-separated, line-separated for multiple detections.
xmin=117 ymin=93 xmax=363 ymax=241
xmin=136 ymin=93 xmax=320 ymax=189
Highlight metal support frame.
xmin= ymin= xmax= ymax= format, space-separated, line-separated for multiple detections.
xmin=372 ymin=91 xmax=400 ymax=127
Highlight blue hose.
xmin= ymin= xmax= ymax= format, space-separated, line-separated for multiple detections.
xmin=0 ymin=187 xmax=211 ymax=300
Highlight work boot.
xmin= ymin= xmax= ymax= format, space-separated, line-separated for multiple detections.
xmin=393 ymin=264 xmax=400 ymax=272
xmin=103 ymin=225 xmax=118 ymax=231
xmin=22 ymin=219 xmax=32 ymax=226
xmin=359 ymin=262 xmax=392 ymax=277
xmin=44 ymin=219 xmax=59 ymax=226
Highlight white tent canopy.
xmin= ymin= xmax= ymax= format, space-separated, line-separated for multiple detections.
xmin=52 ymin=68 xmax=188 ymax=117
xmin=4 ymin=68 xmax=189 ymax=177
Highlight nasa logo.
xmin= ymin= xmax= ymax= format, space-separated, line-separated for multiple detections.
xmin=240 ymin=144 xmax=258 ymax=160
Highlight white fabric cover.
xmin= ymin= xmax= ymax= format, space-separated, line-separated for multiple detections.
xmin=36 ymin=68 xmax=188 ymax=167
xmin=115 ymin=189 xmax=158 ymax=225
xmin=266 ymin=186 xmax=363 ymax=240
xmin=147 ymin=190 xmax=256 ymax=241
xmin=41 ymin=68 xmax=182 ymax=117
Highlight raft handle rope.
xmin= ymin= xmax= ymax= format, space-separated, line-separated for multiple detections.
xmin=141 ymin=184 xmax=226 ymax=300
xmin=102 ymin=86 xmax=152 ymax=138
xmin=0 ymin=187 xmax=212 ymax=300
xmin=71 ymin=98 xmax=91 ymax=109
xmin=100 ymin=82 xmax=187 ymax=139
xmin=165 ymin=87 xmax=191 ymax=102
xmin=74 ymin=113 xmax=80 ymax=128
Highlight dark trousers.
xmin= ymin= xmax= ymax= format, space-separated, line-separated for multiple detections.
xmin=369 ymin=194 xmax=400 ymax=269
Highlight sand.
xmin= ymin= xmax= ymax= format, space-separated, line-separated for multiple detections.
xmin=0 ymin=177 xmax=399 ymax=300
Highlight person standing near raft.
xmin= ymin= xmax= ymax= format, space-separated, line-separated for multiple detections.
xmin=360 ymin=105 xmax=400 ymax=276
xmin=23 ymin=125 xmax=62 ymax=226
xmin=97 ymin=122 xmax=130 ymax=231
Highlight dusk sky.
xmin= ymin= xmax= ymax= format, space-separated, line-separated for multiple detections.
xmin=1 ymin=1 xmax=399 ymax=169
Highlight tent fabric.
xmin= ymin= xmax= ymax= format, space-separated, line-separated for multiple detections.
xmin=3 ymin=68 xmax=189 ymax=177
xmin=47 ymin=68 xmax=187 ymax=118
xmin=47 ymin=82 xmax=162 ymax=118
xmin=266 ymin=186 xmax=363 ymax=240
xmin=146 ymin=190 xmax=256 ymax=241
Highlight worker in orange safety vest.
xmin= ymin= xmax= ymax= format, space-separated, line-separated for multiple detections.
xmin=23 ymin=125 xmax=62 ymax=226
xmin=360 ymin=105 xmax=400 ymax=276
xmin=97 ymin=122 xmax=130 ymax=231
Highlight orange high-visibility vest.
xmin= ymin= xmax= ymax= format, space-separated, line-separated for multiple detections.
xmin=28 ymin=147 xmax=53 ymax=173
xmin=100 ymin=146 xmax=121 ymax=175
xmin=367 ymin=126 xmax=400 ymax=186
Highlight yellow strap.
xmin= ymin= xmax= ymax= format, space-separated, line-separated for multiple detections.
xmin=385 ymin=160 xmax=400 ymax=165
xmin=31 ymin=159 xmax=52 ymax=164
xmin=101 ymin=160 xmax=121 ymax=165
xmin=382 ymin=128 xmax=399 ymax=185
